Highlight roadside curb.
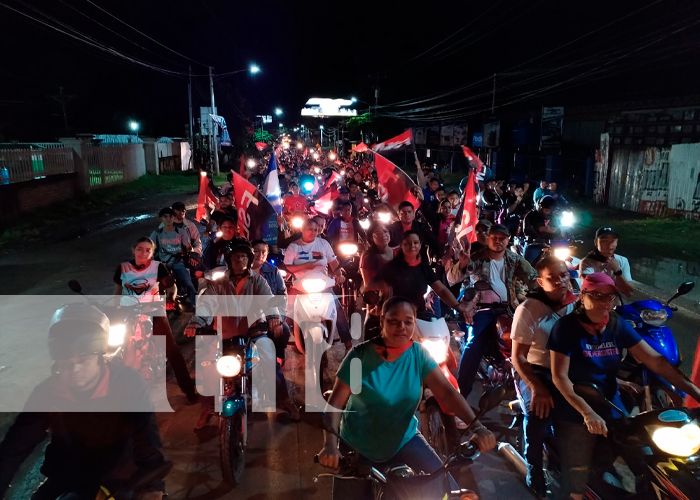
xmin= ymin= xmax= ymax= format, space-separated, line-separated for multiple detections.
xmin=632 ymin=279 xmax=700 ymax=319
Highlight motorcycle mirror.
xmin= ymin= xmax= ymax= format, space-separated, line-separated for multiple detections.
xmin=478 ymin=385 xmax=506 ymax=415
xmin=363 ymin=290 xmax=381 ymax=306
xmin=67 ymin=280 xmax=82 ymax=294
xmin=473 ymin=281 xmax=493 ymax=292
xmin=667 ymin=281 xmax=695 ymax=305
xmin=160 ymin=276 xmax=175 ymax=289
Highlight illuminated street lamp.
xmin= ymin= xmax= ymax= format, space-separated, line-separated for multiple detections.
xmin=275 ymin=108 xmax=283 ymax=116
xmin=129 ymin=121 xmax=139 ymax=134
xmin=320 ymin=125 xmax=324 ymax=147
xmin=249 ymin=64 xmax=261 ymax=74
xmin=351 ymin=97 xmax=357 ymax=103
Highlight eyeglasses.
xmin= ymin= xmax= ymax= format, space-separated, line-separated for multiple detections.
xmin=582 ymin=291 xmax=618 ymax=302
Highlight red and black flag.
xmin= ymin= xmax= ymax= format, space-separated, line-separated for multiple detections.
xmin=231 ymin=172 xmax=276 ymax=241
xmin=195 ymin=172 xmax=220 ymax=222
xmin=374 ymin=153 xmax=420 ymax=211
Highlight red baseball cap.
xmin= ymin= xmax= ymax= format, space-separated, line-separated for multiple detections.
xmin=581 ymin=272 xmax=619 ymax=293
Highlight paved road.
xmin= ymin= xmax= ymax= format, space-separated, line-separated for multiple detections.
xmin=1 ymin=193 xmax=697 ymax=499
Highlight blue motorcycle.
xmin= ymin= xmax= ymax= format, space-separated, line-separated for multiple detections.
xmin=617 ymin=281 xmax=695 ymax=412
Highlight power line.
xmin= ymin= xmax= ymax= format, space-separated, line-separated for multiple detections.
xmin=82 ymin=0 xmax=210 ymax=67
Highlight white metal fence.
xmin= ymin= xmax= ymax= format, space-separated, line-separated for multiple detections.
xmin=0 ymin=148 xmax=75 ymax=184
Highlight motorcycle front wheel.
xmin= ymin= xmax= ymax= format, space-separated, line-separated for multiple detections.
xmin=423 ymin=399 xmax=458 ymax=461
xmin=220 ymin=411 xmax=246 ymax=486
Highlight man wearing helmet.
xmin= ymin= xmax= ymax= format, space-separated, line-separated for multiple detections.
xmin=522 ymin=195 xmax=560 ymax=240
xmin=185 ymin=242 xmax=299 ymax=427
xmin=0 ymin=304 xmax=168 ymax=500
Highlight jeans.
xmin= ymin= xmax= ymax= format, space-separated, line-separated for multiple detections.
xmin=457 ymin=310 xmax=499 ymax=398
xmin=171 ymin=261 xmax=197 ymax=305
xmin=153 ymin=316 xmax=196 ymax=397
xmin=517 ymin=374 xmax=553 ymax=481
xmin=553 ymin=420 xmax=599 ymax=500
xmin=333 ymin=433 xmax=459 ymax=500
xmin=329 ymin=288 xmax=352 ymax=344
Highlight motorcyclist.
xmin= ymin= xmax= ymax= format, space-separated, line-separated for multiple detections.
xmin=447 ymin=223 xmax=538 ymax=399
xmin=510 ymin=255 xmax=577 ymax=497
xmin=0 ymin=303 xmax=169 ymax=500
xmin=283 ymin=217 xmax=353 ymax=351
xmin=502 ymin=183 xmax=528 ymax=236
xmin=548 ymin=273 xmax=700 ymax=500
xmin=522 ymin=195 xmax=559 ymax=240
xmin=205 ymin=191 xmax=237 ymax=234
xmin=150 ymin=207 xmax=198 ymax=311
xmin=327 ymin=201 xmax=365 ymax=253
xmin=201 ymin=216 xmax=248 ymax=270
xmin=388 ymin=201 xmax=440 ymax=259
xmin=579 ymin=227 xmax=634 ymax=298
xmin=113 ymin=236 xmax=198 ymax=403
xmin=481 ymin=180 xmax=503 ymax=222
xmin=169 ymin=201 xmax=203 ymax=256
xmin=283 ymin=182 xmax=309 ymax=214
xmin=318 ymin=297 xmax=496 ymax=500
xmin=185 ymin=242 xmax=296 ymax=428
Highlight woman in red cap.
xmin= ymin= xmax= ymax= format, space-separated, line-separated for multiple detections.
xmin=547 ymin=273 xmax=700 ymax=500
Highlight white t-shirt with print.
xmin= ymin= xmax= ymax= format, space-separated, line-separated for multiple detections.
xmin=580 ymin=253 xmax=632 ymax=281
xmin=284 ymin=237 xmax=337 ymax=280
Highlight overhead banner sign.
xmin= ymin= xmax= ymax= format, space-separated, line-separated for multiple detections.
xmin=453 ymin=125 xmax=468 ymax=146
xmin=541 ymin=106 xmax=564 ymax=150
xmin=301 ymin=98 xmax=357 ymax=117
xmin=472 ymin=132 xmax=483 ymax=147
xmin=414 ymin=127 xmax=426 ymax=145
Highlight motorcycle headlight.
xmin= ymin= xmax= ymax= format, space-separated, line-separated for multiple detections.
xmin=421 ymin=339 xmax=448 ymax=364
xmin=553 ymin=247 xmax=570 ymax=261
xmin=359 ymin=219 xmax=370 ymax=230
xmin=560 ymin=211 xmax=575 ymax=228
xmin=651 ymin=423 xmax=700 ymax=457
xmin=301 ymin=278 xmax=326 ymax=293
xmin=108 ymin=324 xmax=126 ymax=346
xmin=216 ymin=355 xmax=242 ymax=377
xmin=292 ymin=217 xmax=304 ymax=229
xmin=377 ymin=212 xmax=391 ymax=224
xmin=339 ymin=243 xmax=358 ymax=256
xmin=640 ymin=308 xmax=668 ymax=327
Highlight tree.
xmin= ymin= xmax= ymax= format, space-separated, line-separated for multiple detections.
xmin=253 ymin=130 xmax=273 ymax=143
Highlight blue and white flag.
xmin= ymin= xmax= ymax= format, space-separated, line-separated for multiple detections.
xmin=209 ymin=114 xmax=232 ymax=147
xmin=262 ymin=152 xmax=283 ymax=214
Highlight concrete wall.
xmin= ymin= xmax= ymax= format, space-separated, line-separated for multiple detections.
xmin=0 ymin=173 xmax=80 ymax=218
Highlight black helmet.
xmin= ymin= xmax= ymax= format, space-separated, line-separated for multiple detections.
xmin=48 ymin=303 xmax=110 ymax=360
xmin=539 ymin=195 xmax=557 ymax=210
xmin=224 ymin=241 xmax=254 ymax=270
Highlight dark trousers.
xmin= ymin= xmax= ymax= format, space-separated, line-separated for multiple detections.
xmin=269 ymin=321 xmax=291 ymax=360
xmin=457 ymin=310 xmax=499 ymax=398
xmin=517 ymin=373 xmax=554 ymax=477
xmin=153 ymin=316 xmax=196 ymax=397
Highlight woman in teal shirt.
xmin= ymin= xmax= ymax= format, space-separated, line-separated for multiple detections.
xmin=318 ymin=296 xmax=496 ymax=498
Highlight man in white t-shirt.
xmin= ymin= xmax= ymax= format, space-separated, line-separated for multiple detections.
xmin=447 ymin=224 xmax=538 ymax=399
xmin=284 ymin=217 xmax=353 ymax=350
xmin=327 ymin=201 xmax=365 ymax=254
xmin=511 ymin=255 xmax=577 ymax=497
xmin=579 ymin=226 xmax=633 ymax=297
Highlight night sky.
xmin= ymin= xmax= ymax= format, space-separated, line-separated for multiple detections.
xmin=1 ymin=0 xmax=699 ymax=141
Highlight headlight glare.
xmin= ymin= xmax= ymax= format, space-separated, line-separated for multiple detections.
xmin=652 ymin=423 xmax=700 ymax=457
xmin=216 ymin=355 xmax=242 ymax=377
xmin=108 ymin=324 xmax=126 ymax=346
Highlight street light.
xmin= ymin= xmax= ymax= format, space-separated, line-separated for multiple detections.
xmin=129 ymin=121 xmax=139 ymax=133
xmin=249 ymin=64 xmax=261 ymax=74
xmin=320 ymin=125 xmax=324 ymax=147
xmin=275 ymin=108 xmax=283 ymax=116
xmin=351 ymin=97 xmax=357 ymax=103
xmin=279 ymin=123 xmax=283 ymax=128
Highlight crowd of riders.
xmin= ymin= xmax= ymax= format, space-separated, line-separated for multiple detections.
xmin=2 ymin=141 xmax=700 ymax=500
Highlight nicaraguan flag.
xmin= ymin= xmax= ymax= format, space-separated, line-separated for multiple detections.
xmin=262 ymin=152 xmax=283 ymax=214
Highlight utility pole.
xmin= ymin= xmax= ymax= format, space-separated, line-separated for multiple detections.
xmin=491 ymin=73 xmax=496 ymax=114
xmin=209 ymin=67 xmax=219 ymax=175
xmin=188 ymin=65 xmax=193 ymax=143
xmin=49 ymin=87 xmax=74 ymax=136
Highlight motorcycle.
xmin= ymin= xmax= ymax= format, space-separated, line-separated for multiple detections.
xmin=503 ymin=383 xmax=700 ymax=500
xmin=67 ymin=279 xmax=167 ymax=386
xmin=314 ymin=386 xmax=506 ymax=500
xmin=616 ymin=281 xmax=695 ymax=412
xmin=415 ymin=317 xmax=462 ymax=461
xmin=457 ymin=281 xmax=515 ymax=394
xmin=290 ymin=272 xmax=338 ymax=396
xmin=336 ymin=242 xmax=362 ymax=320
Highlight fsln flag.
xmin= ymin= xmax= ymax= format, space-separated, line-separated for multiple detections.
xmin=195 ymin=173 xmax=220 ymax=222
xmin=262 ymin=152 xmax=283 ymax=214
xmin=449 ymin=169 xmax=478 ymax=247
xmin=372 ymin=129 xmax=413 ymax=154
xmin=255 ymin=142 xmax=268 ymax=152
xmin=461 ymin=146 xmax=487 ymax=181
xmin=231 ymin=172 xmax=276 ymax=241
xmin=374 ymin=153 xmax=420 ymax=211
